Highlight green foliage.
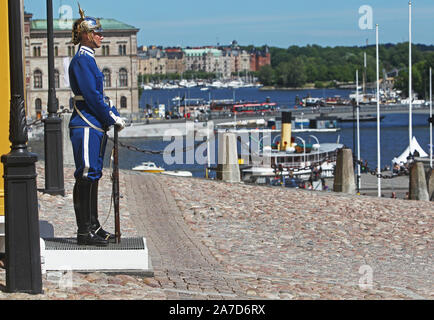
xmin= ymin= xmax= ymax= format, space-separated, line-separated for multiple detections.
xmin=395 ymin=51 xmax=434 ymax=99
xmin=256 ymin=43 xmax=433 ymax=93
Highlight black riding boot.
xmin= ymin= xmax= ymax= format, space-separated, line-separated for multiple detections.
xmin=74 ymin=178 xmax=108 ymax=246
xmin=90 ymin=180 xmax=116 ymax=243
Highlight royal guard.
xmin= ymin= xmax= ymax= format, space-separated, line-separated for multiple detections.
xmin=69 ymin=5 xmax=125 ymax=246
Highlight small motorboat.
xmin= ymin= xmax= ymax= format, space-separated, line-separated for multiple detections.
xmin=160 ymin=170 xmax=193 ymax=177
xmin=132 ymin=162 xmax=165 ymax=173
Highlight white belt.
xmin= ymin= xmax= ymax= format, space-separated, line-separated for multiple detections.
xmin=73 ymin=96 xmax=105 ymax=133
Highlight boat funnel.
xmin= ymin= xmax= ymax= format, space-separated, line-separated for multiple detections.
xmin=280 ymin=111 xmax=292 ymax=151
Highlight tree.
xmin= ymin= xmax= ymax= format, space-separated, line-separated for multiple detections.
xmin=257 ymin=65 xmax=275 ymax=86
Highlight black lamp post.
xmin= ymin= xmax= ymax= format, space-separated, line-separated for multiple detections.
xmin=1 ymin=0 xmax=43 ymax=294
xmin=43 ymin=0 xmax=65 ymax=196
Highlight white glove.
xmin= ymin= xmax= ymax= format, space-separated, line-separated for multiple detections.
xmin=109 ymin=110 xmax=126 ymax=131
xmin=115 ymin=116 xmax=126 ymax=131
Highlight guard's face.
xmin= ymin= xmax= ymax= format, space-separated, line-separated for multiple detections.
xmin=93 ymin=32 xmax=104 ymax=48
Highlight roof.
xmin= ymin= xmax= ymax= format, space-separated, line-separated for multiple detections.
xmin=183 ymin=48 xmax=222 ymax=57
xmin=31 ymin=18 xmax=138 ymax=31
xmin=391 ymin=137 xmax=428 ymax=164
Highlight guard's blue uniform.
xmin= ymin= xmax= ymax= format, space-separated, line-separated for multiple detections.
xmin=69 ymin=45 xmax=120 ymax=181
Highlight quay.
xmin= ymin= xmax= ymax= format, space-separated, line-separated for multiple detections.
xmin=27 ymin=104 xmax=431 ymax=140
xmin=1 ymin=162 xmax=432 ymax=300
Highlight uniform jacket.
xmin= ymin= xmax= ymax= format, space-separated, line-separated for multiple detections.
xmin=69 ymin=45 xmax=120 ymax=130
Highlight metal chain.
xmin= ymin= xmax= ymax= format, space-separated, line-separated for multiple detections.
xmin=269 ymin=156 xmax=405 ymax=180
xmin=107 ymin=135 xmax=216 ymax=155
xmin=26 ymin=118 xmax=43 ymax=127
xmin=353 ymin=159 xmax=408 ymax=179
xmin=26 ymin=110 xmax=72 ymax=128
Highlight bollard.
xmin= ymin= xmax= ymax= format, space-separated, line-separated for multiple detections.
xmin=427 ymin=168 xmax=434 ymax=201
xmin=409 ymin=162 xmax=429 ymax=201
xmin=61 ymin=113 xmax=75 ymax=166
xmin=333 ymin=148 xmax=356 ymax=194
xmin=43 ymin=0 xmax=64 ymax=196
xmin=217 ymin=132 xmax=240 ymax=183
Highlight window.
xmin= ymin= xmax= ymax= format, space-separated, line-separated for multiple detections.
xmin=118 ymin=45 xmax=126 ymax=56
xmin=120 ymin=96 xmax=127 ymax=109
xmin=34 ymin=70 xmax=43 ymax=88
xmin=33 ymin=46 xmax=41 ymax=57
xmin=55 ymin=46 xmax=58 ymax=57
xmin=68 ymin=46 xmax=75 ymax=57
xmin=35 ymin=98 xmax=42 ymax=119
xmin=102 ymin=68 xmax=111 ymax=88
xmin=119 ymin=68 xmax=128 ymax=87
xmin=54 ymin=69 xmax=60 ymax=88
xmin=102 ymin=45 xmax=110 ymax=56
xmin=35 ymin=98 xmax=42 ymax=111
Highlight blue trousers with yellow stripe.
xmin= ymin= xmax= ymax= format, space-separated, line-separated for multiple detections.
xmin=70 ymin=127 xmax=108 ymax=181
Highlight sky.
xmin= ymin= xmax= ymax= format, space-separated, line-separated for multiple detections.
xmin=23 ymin=0 xmax=434 ymax=48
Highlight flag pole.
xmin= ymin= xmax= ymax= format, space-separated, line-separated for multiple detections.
xmin=356 ymin=69 xmax=361 ymax=194
xmin=408 ymin=1 xmax=413 ymax=158
xmin=376 ymin=24 xmax=381 ymax=197
xmin=430 ymin=67 xmax=432 ymax=168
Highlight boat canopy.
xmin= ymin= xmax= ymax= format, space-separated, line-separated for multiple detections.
xmin=391 ymin=136 xmax=428 ymax=164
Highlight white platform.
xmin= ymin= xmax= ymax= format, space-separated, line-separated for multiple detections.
xmin=40 ymin=237 xmax=153 ymax=276
xmin=0 ymin=216 xmax=4 ymax=254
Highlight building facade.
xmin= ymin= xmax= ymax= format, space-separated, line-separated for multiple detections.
xmin=165 ymin=48 xmax=185 ymax=74
xmin=249 ymin=46 xmax=271 ymax=72
xmin=137 ymin=46 xmax=167 ymax=75
xmin=183 ymin=48 xmax=234 ymax=78
xmin=24 ymin=13 xmax=140 ymax=119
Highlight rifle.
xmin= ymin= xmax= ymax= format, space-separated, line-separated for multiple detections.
xmin=112 ymin=124 xmax=121 ymax=243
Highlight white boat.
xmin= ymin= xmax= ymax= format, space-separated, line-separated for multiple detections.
xmin=302 ymin=97 xmax=322 ymax=106
xmin=210 ymin=80 xmax=224 ymax=88
xmin=179 ymin=79 xmax=197 ymax=88
xmin=132 ymin=162 xmax=165 ymax=173
xmin=228 ymin=80 xmax=245 ymax=89
xmin=160 ymin=170 xmax=193 ymax=177
xmin=241 ymin=142 xmax=343 ymax=181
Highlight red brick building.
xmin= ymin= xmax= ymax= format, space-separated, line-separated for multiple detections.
xmin=249 ymin=46 xmax=271 ymax=72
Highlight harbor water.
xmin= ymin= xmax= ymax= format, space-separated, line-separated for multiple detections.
xmin=29 ymin=88 xmax=432 ymax=178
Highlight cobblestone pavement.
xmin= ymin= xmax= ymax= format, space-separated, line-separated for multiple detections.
xmin=0 ymin=163 xmax=432 ymax=300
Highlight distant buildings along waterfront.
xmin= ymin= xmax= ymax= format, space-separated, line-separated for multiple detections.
xmin=137 ymin=41 xmax=270 ymax=79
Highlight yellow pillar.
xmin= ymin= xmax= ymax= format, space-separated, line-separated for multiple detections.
xmin=0 ymin=0 xmax=11 ymax=216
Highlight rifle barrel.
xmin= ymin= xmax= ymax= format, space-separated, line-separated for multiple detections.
xmin=113 ymin=125 xmax=121 ymax=243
